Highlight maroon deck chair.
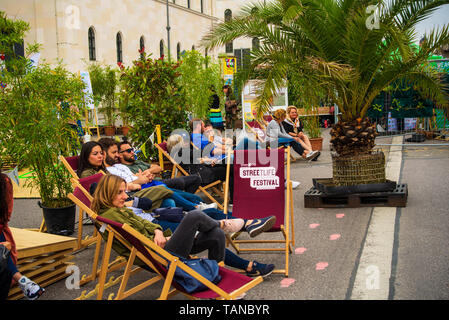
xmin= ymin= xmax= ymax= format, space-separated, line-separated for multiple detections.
xmin=69 ymin=173 xmax=105 ymax=250
xmin=92 ymin=214 xmax=263 ymax=300
xmin=67 ymin=185 xmax=130 ymax=299
xmin=59 ymin=155 xmax=80 ymax=179
xmin=224 ymin=147 xmax=295 ymax=277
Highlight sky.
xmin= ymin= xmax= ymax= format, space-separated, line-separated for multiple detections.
xmin=413 ymin=5 xmax=449 ymax=43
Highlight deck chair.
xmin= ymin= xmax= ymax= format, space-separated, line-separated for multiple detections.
xmin=59 ymin=155 xmax=80 ymax=179
xmin=94 ymin=214 xmax=263 ymax=300
xmin=67 ymin=184 xmax=131 ymax=299
xmin=224 ymin=147 xmax=295 ymax=277
xmin=72 ymin=173 xmax=104 ymax=250
xmin=154 ymin=141 xmax=225 ymax=210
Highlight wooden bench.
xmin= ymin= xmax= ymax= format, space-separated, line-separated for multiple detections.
xmin=7 ymin=228 xmax=76 ymax=300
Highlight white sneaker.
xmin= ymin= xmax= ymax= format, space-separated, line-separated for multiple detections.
xmin=18 ymin=276 xmax=45 ymax=300
xmin=197 ymin=202 xmax=218 ymax=210
xmin=221 ymin=218 xmax=245 ymax=233
xmin=306 ymin=150 xmax=319 ymax=161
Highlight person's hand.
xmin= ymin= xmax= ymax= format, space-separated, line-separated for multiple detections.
xmin=127 ymin=183 xmax=141 ymax=191
xmin=298 ymin=132 xmax=305 ymax=139
xmin=136 ymin=170 xmax=150 ymax=183
xmin=153 ymin=230 xmax=167 ymax=248
xmin=0 ymin=241 xmax=11 ymax=250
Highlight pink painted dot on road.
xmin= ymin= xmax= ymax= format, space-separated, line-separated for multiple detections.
xmin=329 ymin=234 xmax=341 ymax=241
xmin=295 ymin=247 xmax=307 ymax=254
xmin=309 ymin=223 xmax=320 ymax=229
xmin=280 ymin=278 xmax=296 ymax=288
xmin=315 ymin=262 xmax=329 ymax=270
xmin=336 ymin=213 xmax=345 ymax=219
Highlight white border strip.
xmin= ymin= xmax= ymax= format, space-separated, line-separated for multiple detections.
xmin=350 ymin=136 xmax=403 ymax=300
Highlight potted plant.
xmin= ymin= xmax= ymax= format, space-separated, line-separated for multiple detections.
xmin=119 ymin=51 xmax=189 ymax=161
xmin=302 ymin=108 xmax=323 ymax=151
xmin=88 ymin=63 xmax=118 ymax=136
xmin=201 ymin=0 xmax=449 ymax=186
xmin=0 ymin=12 xmax=85 ymax=234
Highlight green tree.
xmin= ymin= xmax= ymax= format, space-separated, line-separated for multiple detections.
xmin=177 ymin=50 xmax=223 ymax=119
xmin=201 ymin=0 xmax=449 ymax=156
xmin=119 ymin=53 xmax=188 ymax=160
xmin=0 ymin=12 xmax=85 ymax=208
xmin=88 ymin=63 xmax=118 ymax=126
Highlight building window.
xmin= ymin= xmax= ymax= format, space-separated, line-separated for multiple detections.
xmin=139 ymin=36 xmax=145 ymax=59
xmin=252 ymin=37 xmax=260 ymax=51
xmin=116 ymin=32 xmax=123 ymax=63
xmin=200 ymin=0 xmax=204 ymax=13
xmin=177 ymin=43 xmax=181 ymax=61
xmin=224 ymin=9 xmax=232 ymax=22
xmin=88 ymin=27 xmax=96 ymax=61
xmin=160 ymin=40 xmax=164 ymax=58
xmin=192 ymin=45 xmax=195 ymax=51
xmin=187 ymin=0 xmax=190 ymax=9
xmin=225 ymin=42 xmax=233 ymax=54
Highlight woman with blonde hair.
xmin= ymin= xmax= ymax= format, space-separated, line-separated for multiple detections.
xmin=91 ymin=174 xmax=276 ymax=276
xmin=266 ymin=109 xmax=318 ymax=161
xmin=283 ymin=106 xmax=319 ymax=160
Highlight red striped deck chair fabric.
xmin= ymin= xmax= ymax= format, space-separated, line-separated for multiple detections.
xmin=95 ymin=214 xmax=263 ymax=300
xmin=225 ymin=147 xmax=295 ymax=277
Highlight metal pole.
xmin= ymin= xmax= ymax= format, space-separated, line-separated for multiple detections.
xmin=166 ymin=0 xmax=171 ymax=60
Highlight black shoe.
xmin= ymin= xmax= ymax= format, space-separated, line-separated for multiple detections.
xmin=246 ymin=261 xmax=275 ymax=277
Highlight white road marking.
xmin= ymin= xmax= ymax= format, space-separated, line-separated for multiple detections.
xmin=350 ymin=136 xmax=403 ymax=300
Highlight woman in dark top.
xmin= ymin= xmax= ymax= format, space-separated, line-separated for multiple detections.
xmin=282 ymin=106 xmax=319 ymax=161
xmin=77 ymin=141 xmax=107 ymax=178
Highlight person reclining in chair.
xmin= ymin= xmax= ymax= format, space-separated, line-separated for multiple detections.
xmin=117 ymin=140 xmax=202 ymax=194
xmin=92 ymin=174 xmax=277 ymax=277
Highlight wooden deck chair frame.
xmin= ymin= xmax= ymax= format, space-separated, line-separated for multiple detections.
xmin=223 ymin=147 xmax=295 ymax=277
xmin=59 ymin=155 xmax=79 ymax=180
xmin=95 ymin=215 xmax=263 ymax=300
xmin=154 ymin=142 xmax=225 ymax=210
xmin=68 ymin=188 xmax=144 ymax=300
xmin=69 ymin=175 xmax=105 ymax=251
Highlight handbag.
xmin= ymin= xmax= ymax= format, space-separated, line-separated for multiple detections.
xmin=170 ymin=256 xmax=222 ymax=293
xmin=153 ymin=207 xmax=184 ymax=223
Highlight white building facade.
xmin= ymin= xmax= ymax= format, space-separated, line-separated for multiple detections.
xmin=1 ymin=0 xmax=265 ymax=72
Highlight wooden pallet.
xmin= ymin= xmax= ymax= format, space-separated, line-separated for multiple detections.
xmin=304 ymin=183 xmax=408 ymax=208
xmin=7 ymin=228 xmax=76 ymax=300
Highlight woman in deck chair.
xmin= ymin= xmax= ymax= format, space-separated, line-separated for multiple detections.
xmin=267 ymin=109 xmax=319 ymax=161
xmin=283 ymin=106 xmax=320 ymax=161
xmin=92 ymin=174 xmax=276 ymax=277
xmin=0 ymin=170 xmax=45 ymax=300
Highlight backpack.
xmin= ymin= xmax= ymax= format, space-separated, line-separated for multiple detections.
xmin=170 ymin=256 xmax=221 ymax=293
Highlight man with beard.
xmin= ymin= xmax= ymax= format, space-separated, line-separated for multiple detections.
xmin=117 ymin=140 xmax=202 ymax=194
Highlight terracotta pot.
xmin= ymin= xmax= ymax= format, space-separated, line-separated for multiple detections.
xmin=104 ymin=125 xmax=116 ymax=136
xmin=309 ymin=137 xmax=323 ymax=151
xmin=121 ymin=126 xmax=130 ymax=136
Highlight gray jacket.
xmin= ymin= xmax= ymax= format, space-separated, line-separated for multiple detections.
xmin=266 ymin=119 xmax=293 ymax=141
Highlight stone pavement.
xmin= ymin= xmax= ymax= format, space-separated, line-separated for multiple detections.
xmin=7 ymin=128 xmax=449 ymax=301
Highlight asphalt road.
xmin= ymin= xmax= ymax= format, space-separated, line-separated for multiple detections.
xmin=7 ymin=129 xmax=449 ymax=301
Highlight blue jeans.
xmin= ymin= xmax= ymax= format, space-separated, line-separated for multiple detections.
xmin=277 ymin=137 xmax=305 ymax=156
xmin=0 ymin=232 xmax=18 ymax=275
xmin=161 ymin=189 xmax=203 ymax=211
xmin=235 ymin=137 xmax=261 ymax=150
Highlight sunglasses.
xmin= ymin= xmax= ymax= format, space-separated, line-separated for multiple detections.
xmin=120 ymin=148 xmax=134 ymax=154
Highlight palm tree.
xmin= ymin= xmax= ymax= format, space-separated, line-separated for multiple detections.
xmin=201 ymin=0 xmax=449 ymax=156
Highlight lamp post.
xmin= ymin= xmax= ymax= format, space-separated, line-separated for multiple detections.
xmin=166 ymin=0 xmax=171 ymax=60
